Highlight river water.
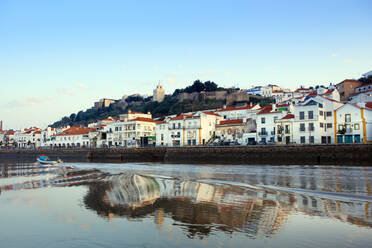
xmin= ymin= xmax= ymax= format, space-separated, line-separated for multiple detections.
xmin=0 ymin=162 xmax=372 ymax=248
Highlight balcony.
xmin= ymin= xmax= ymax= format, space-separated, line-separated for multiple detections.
xmin=169 ymin=126 xmax=183 ymax=130
xmin=171 ymin=134 xmax=181 ymax=138
xmin=185 ymin=125 xmax=201 ymax=129
xmin=345 ymin=128 xmax=353 ymax=134
xmin=258 ymin=131 xmax=268 ymax=136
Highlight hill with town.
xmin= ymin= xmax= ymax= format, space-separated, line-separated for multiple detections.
xmin=49 ymin=80 xmax=273 ymax=128
xmin=1 ymin=74 xmax=372 ymax=149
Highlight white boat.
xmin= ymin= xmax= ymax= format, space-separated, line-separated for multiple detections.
xmin=36 ymin=156 xmax=63 ymax=165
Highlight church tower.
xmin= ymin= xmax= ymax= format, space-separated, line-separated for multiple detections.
xmin=153 ymin=83 xmax=165 ymax=102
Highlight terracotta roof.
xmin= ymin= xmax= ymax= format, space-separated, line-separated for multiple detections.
xmin=54 ymin=127 xmax=95 ymax=136
xmin=257 ymin=105 xmax=272 ymax=115
xmin=203 ymin=112 xmax=221 ymax=117
xmin=276 ymin=103 xmax=290 ymax=108
xmin=281 ymin=114 xmax=295 ymax=120
xmin=323 ymin=89 xmax=334 ymax=95
xmin=170 ymin=114 xmax=193 ymax=121
xmin=6 ymin=131 xmax=15 ymax=135
xmin=128 ymin=117 xmax=158 ymax=123
xmin=365 ymin=102 xmax=372 ymax=109
xmin=156 ymin=121 xmax=167 ymax=124
xmin=307 ymin=90 xmax=317 ymax=97
xmin=320 ymin=96 xmax=342 ymax=103
xmin=217 ymin=104 xmax=257 ymax=112
xmin=294 ymin=88 xmax=310 ymax=93
xmin=218 ymin=119 xmax=244 ymax=125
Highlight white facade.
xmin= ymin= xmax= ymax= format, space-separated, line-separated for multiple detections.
xmin=349 ymin=91 xmax=372 ymax=104
xmin=105 ymin=118 xmax=157 ymax=148
xmin=335 ymin=103 xmax=372 ymax=144
xmin=156 ymin=112 xmax=222 ymax=147
xmin=215 ymin=104 xmax=260 ymax=120
xmin=15 ymin=128 xmax=42 ymax=148
xmin=256 ymin=105 xmax=287 ymax=143
xmin=292 ymin=97 xmax=343 ymax=144
xmin=50 ymin=127 xmax=94 ymax=148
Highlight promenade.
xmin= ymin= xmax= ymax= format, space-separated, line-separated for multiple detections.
xmin=0 ymin=144 xmax=371 ymax=166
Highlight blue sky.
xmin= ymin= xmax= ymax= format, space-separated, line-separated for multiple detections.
xmin=0 ymin=0 xmax=371 ymax=129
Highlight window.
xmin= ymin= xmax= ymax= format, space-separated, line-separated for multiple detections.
xmin=319 ymin=111 xmax=323 ymax=116
xmin=309 ymin=123 xmax=314 ymax=131
xmin=285 ymin=125 xmax=290 ymax=134
xmin=274 ymin=116 xmax=278 ymax=121
xmin=178 ymin=123 xmax=181 ymax=128
xmin=345 ymin=114 xmax=351 ymax=123
xmin=300 ymin=136 xmax=306 ymax=144
xmin=309 ymin=136 xmax=314 ymax=143
xmin=308 ymin=111 xmax=314 ymax=119
xmin=261 ymin=117 xmax=265 ymax=124
xmin=327 ymin=123 xmax=332 ymax=128
xmin=354 ymin=124 xmax=360 ymax=130
xmin=320 ymin=123 xmax=324 ymax=128
xmin=345 ymin=124 xmax=352 ymax=133
xmin=300 ymin=123 xmax=305 ymax=131
xmin=161 ymin=134 xmax=164 ymax=141
xmin=299 ymin=111 xmax=305 ymax=120
xmin=326 ymin=111 xmax=332 ymax=117
xmin=278 ymin=136 xmax=282 ymax=142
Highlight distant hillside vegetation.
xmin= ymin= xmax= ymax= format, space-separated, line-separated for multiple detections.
xmin=50 ymin=80 xmax=274 ymax=128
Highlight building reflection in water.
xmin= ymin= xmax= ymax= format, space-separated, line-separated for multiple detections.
xmin=1 ymin=164 xmax=371 ymax=239
xmin=83 ymin=172 xmax=372 ymax=239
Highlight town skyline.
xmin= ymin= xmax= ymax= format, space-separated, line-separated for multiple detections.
xmin=0 ymin=75 xmax=368 ymax=130
xmin=1 ymin=0 xmax=372 ymax=129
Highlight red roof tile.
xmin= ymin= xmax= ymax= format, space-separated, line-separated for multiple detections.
xmin=276 ymin=103 xmax=290 ymax=107
xmin=257 ymin=105 xmax=272 ymax=115
xmin=203 ymin=112 xmax=221 ymax=117
xmin=170 ymin=114 xmax=193 ymax=120
xmin=281 ymin=114 xmax=295 ymax=120
xmin=54 ymin=127 xmax=95 ymax=136
xmin=217 ymin=104 xmax=257 ymax=112
xmin=365 ymin=102 xmax=372 ymax=109
xmin=128 ymin=117 xmax=158 ymax=123
xmin=218 ymin=119 xmax=243 ymax=125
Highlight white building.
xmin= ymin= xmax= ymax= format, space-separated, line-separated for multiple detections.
xmin=106 ymin=117 xmax=158 ymax=148
xmin=15 ymin=127 xmax=42 ymax=148
xmin=51 ymin=127 xmax=95 ymax=148
xmin=275 ymin=114 xmax=295 ymax=145
xmin=119 ymin=110 xmax=152 ymax=121
xmin=334 ymin=102 xmax=372 ymax=144
xmin=292 ymin=96 xmax=343 ymax=144
xmin=215 ymin=118 xmax=256 ymax=145
xmin=349 ymin=91 xmax=372 ymax=104
xmin=156 ymin=112 xmax=222 ymax=147
xmin=256 ymin=104 xmax=287 ymax=144
xmin=215 ymin=104 xmax=260 ymax=120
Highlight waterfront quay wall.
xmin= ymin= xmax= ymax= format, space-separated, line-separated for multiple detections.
xmin=0 ymin=144 xmax=371 ymax=166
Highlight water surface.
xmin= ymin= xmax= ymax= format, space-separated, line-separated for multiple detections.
xmin=1 ymin=162 xmax=372 ymax=248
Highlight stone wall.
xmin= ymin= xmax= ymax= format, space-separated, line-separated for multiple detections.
xmin=0 ymin=145 xmax=371 ymax=165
